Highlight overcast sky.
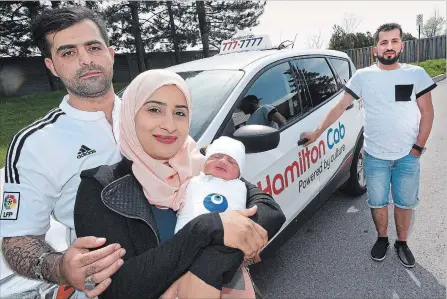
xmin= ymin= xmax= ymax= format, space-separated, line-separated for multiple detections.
xmin=251 ymin=1 xmax=446 ymax=50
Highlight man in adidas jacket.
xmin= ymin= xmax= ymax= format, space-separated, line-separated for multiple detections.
xmin=0 ymin=7 xmax=124 ymax=298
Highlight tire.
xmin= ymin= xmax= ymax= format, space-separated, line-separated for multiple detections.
xmin=340 ymin=135 xmax=367 ymax=196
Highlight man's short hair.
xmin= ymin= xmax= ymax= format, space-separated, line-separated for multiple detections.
xmin=373 ymin=23 xmax=403 ymax=45
xmin=31 ymin=6 xmax=109 ymax=58
xmin=243 ymin=95 xmax=261 ymax=103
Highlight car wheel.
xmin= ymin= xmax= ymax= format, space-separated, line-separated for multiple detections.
xmin=340 ymin=135 xmax=367 ymax=196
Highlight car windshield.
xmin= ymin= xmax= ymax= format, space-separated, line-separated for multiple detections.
xmin=177 ymin=70 xmax=244 ymax=139
xmin=117 ymin=70 xmax=243 ymax=140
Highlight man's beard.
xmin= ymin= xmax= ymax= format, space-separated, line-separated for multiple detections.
xmin=377 ymin=51 xmax=401 ymax=65
xmin=62 ymin=65 xmax=113 ymax=98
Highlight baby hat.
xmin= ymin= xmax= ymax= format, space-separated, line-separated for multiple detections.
xmin=205 ymin=136 xmax=246 ymax=177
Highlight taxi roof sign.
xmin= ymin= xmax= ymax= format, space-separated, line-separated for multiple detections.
xmin=219 ymin=34 xmax=273 ymax=54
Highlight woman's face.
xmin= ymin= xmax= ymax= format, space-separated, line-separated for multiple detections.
xmin=135 ymin=85 xmax=189 ymax=160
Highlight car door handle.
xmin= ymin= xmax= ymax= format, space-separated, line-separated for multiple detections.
xmin=346 ymin=103 xmax=354 ymax=110
xmin=297 ymin=138 xmax=309 ymax=146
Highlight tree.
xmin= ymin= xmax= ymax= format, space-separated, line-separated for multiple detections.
xmin=145 ymin=2 xmax=198 ymax=60
xmin=129 ymin=1 xmax=147 ymax=72
xmin=402 ymin=32 xmax=416 ymax=41
xmin=422 ymin=10 xmax=446 ymax=38
xmin=0 ymin=2 xmax=43 ymax=57
xmin=105 ymin=1 xmax=164 ymax=72
xmin=196 ymin=1 xmax=209 ymax=57
xmin=49 ymin=0 xmax=96 ymax=9
xmin=354 ymin=31 xmax=374 ymax=47
xmin=145 ymin=1 xmax=266 ymax=62
xmin=329 ymin=25 xmax=416 ymax=51
xmin=105 ymin=1 xmax=198 ymax=69
xmin=328 ymin=25 xmax=362 ymax=50
xmin=51 ymin=1 xmax=60 ymax=8
xmin=342 ymin=13 xmax=362 ymax=34
xmin=306 ymin=29 xmax=324 ymax=49
xmin=85 ymin=1 xmax=98 ymax=10
xmin=167 ymin=1 xmax=181 ymax=63
xmin=195 ymin=1 xmax=266 ymax=54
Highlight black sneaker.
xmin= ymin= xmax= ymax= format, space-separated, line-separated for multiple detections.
xmin=371 ymin=237 xmax=389 ymax=261
xmin=394 ymin=241 xmax=415 ymax=268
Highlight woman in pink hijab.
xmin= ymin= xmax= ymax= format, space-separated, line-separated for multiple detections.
xmin=74 ymin=69 xmax=285 ymax=299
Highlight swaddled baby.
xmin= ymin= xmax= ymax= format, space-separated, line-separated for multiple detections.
xmin=173 ymin=136 xmax=256 ymax=299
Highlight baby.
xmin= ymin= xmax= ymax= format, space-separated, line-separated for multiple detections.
xmin=171 ymin=136 xmax=256 ymax=299
xmin=175 ymin=136 xmax=247 ymax=233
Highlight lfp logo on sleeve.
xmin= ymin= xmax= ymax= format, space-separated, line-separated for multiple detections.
xmin=1 ymin=192 xmax=20 ymax=220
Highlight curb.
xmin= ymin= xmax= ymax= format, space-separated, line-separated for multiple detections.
xmin=432 ymin=74 xmax=446 ymax=82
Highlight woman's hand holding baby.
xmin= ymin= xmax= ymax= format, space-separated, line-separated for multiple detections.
xmin=219 ymin=205 xmax=268 ymax=259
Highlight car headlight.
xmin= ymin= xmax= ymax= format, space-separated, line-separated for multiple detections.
xmin=0 ymin=274 xmax=57 ymax=299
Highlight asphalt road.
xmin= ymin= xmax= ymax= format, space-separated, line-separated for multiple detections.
xmin=250 ymin=79 xmax=447 ymax=299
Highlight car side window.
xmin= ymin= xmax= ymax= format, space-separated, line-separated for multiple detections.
xmin=229 ymin=62 xmax=303 ymax=134
xmin=294 ymin=57 xmax=339 ymax=107
xmin=328 ymin=58 xmax=351 ymax=86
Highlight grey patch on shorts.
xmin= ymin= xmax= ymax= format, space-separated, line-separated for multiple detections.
xmin=222 ymin=267 xmax=245 ymax=290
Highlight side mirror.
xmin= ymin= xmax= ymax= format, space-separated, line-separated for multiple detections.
xmin=232 ymin=125 xmax=280 ymax=154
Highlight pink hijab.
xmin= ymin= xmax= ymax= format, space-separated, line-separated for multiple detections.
xmin=120 ymin=69 xmax=205 ymax=211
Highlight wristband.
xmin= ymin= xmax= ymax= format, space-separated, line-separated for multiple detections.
xmin=412 ymin=144 xmax=426 ymax=154
xmin=35 ymin=251 xmax=62 ymax=282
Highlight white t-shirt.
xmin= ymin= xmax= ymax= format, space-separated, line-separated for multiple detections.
xmin=1 ymin=95 xmax=122 ymax=244
xmin=175 ymin=172 xmax=247 ymax=233
xmin=344 ymin=63 xmax=436 ymax=160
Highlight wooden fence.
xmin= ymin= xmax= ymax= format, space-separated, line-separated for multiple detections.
xmin=344 ymin=35 xmax=446 ymax=69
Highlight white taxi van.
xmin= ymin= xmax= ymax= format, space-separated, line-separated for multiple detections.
xmin=165 ymin=33 xmax=367 ymax=251
xmin=0 ymin=34 xmax=366 ymax=298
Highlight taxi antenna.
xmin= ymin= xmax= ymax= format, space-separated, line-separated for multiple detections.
xmin=278 ymin=40 xmax=294 ymax=50
xmin=292 ymin=34 xmax=297 ymax=49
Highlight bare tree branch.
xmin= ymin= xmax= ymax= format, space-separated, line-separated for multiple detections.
xmin=422 ymin=9 xmax=445 ymax=38
xmin=342 ymin=13 xmax=362 ymax=34
xmin=306 ymin=29 xmax=324 ymax=49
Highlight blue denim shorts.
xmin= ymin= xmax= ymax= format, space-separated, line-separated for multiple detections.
xmin=363 ymin=151 xmax=420 ymax=209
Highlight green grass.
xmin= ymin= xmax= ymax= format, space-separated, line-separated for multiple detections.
xmin=0 ymin=83 xmax=128 ymax=168
xmin=410 ymin=58 xmax=446 ymax=77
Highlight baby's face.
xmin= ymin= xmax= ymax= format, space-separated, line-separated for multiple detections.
xmin=204 ymin=153 xmax=240 ymax=180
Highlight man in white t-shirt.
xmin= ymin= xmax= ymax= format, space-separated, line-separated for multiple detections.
xmin=0 ymin=7 xmax=125 ymax=298
xmin=300 ymin=23 xmax=436 ymax=268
